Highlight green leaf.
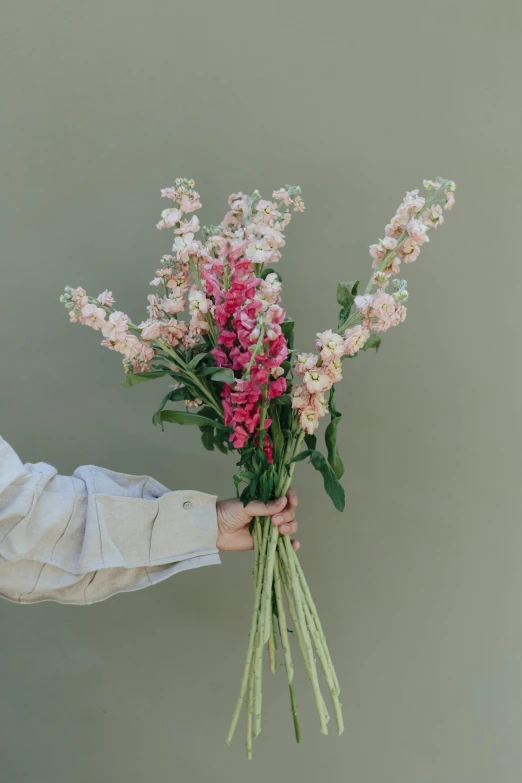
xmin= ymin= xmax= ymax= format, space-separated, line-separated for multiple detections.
xmin=304 ymin=433 xmax=317 ymax=450
xmin=290 ymin=448 xmax=345 ymax=511
xmin=324 ymin=386 xmax=344 ymax=479
xmin=155 ymin=410 xmax=228 ymax=431
xmin=187 ymin=352 xmax=209 ymax=369
xmin=269 ymin=406 xmax=285 ymax=462
xmin=200 ymin=425 xmax=215 ymax=451
xmin=214 ymin=438 xmax=229 ymax=454
xmin=273 ymin=393 xmax=292 ymax=407
xmin=337 ymin=280 xmax=360 ymax=330
xmin=309 ymin=450 xmax=345 ymax=511
xmin=121 ymin=370 xmax=168 ymax=388
xmin=290 ymin=449 xmax=314 ymax=464
xmin=281 ymin=320 xmax=294 ymax=339
xmin=199 ymin=365 xmax=220 ymax=376
xmin=259 ymin=472 xmax=270 ymax=504
xmin=337 ymin=280 xmax=360 ymax=308
xmin=362 ymin=334 xmax=382 ymax=352
xmin=210 ymin=368 xmax=235 ymax=383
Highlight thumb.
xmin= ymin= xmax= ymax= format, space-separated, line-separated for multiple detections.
xmin=244 ymin=495 xmax=287 ymax=518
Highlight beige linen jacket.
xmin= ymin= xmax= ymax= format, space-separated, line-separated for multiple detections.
xmin=0 ymin=437 xmax=220 ymax=605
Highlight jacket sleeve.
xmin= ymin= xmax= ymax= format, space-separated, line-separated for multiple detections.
xmin=0 ymin=436 xmax=220 ymax=605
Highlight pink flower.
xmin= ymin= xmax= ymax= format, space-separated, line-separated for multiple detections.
xmin=272 ymin=188 xmax=293 ymax=205
xmin=80 ymin=303 xmax=106 ymax=330
xmin=101 ymin=311 xmax=129 ymax=342
xmin=299 ymin=406 xmax=319 ymax=434
xmin=156 ymin=207 xmax=182 ymax=230
xmin=381 ymin=236 xmax=397 ymax=251
xmin=354 ymin=294 xmax=373 ymax=315
xmin=291 ymin=385 xmax=310 ymax=410
xmin=230 ymin=425 xmax=250 ymax=449
xmin=147 ymin=295 xmax=163 ymax=320
xmin=161 ymin=294 xmax=185 ymax=315
xmin=164 ymin=318 xmax=187 ymax=347
xmin=315 ymin=329 xmax=345 ymax=361
xmin=97 ymin=290 xmax=115 ymax=307
xmin=139 ymin=319 xmax=164 ymax=341
xmin=324 ymin=358 xmax=343 ymax=383
xmin=114 ymin=334 xmax=141 ymax=359
xmin=179 ymin=193 xmax=202 ymax=213
xmin=268 ymin=376 xmax=287 ymax=399
xmin=138 ymin=341 xmax=155 ymax=363
xmin=245 ymin=237 xmax=272 ymax=264
xmin=423 ymin=204 xmax=444 ymax=227
xmin=160 ymin=187 xmax=179 ymax=200
xmin=293 ymin=196 xmax=305 ymax=212
xmin=174 ymin=215 xmax=200 ymax=235
xmin=303 ymin=367 xmax=332 ymax=394
xmin=343 ymin=325 xmax=370 ymax=355
xmin=294 ymin=352 xmax=317 ymax=375
xmin=172 ymin=233 xmax=196 ymax=262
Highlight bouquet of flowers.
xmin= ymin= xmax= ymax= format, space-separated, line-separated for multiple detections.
xmin=61 ymin=175 xmax=456 ymax=757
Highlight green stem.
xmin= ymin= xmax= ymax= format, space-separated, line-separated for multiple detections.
xmin=226 ymin=515 xmax=268 ymax=745
xmin=268 ymin=614 xmax=277 ymax=674
xmin=295 ymin=557 xmax=340 ymax=694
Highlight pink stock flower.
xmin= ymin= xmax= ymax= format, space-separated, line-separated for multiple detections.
xmin=324 ymin=358 xmax=343 ymax=383
xmin=272 ymin=188 xmax=293 ymax=205
xmin=80 ymin=303 xmax=106 ymax=330
xmin=315 ymin=330 xmax=345 ymax=362
xmin=291 ymin=385 xmax=310 ymax=410
xmin=161 ymin=294 xmax=185 ymax=315
xmin=164 ymin=318 xmax=187 ymax=347
xmin=147 ymin=295 xmax=164 ymax=320
xmin=97 ymin=290 xmax=115 ymax=307
xmin=299 ymin=406 xmax=319 ymax=434
xmin=294 ymin=353 xmax=317 ymax=375
xmin=156 ymin=207 xmax=182 ymax=230
xmin=174 ymin=215 xmax=200 ymax=235
xmin=343 ymin=325 xmax=370 ymax=355
xmin=172 ymin=233 xmax=196 ymax=262
xmin=303 ymin=367 xmax=332 ymax=394
xmin=139 ymin=319 xmax=164 ymax=341
xmin=101 ymin=311 xmax=130 ymax=342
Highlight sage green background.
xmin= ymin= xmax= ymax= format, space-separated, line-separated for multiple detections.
xmin=1 ymin=1 xmax=521 ymax=781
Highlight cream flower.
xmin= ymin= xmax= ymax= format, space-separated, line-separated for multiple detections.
xmin=290 ymin=385 xmax=310 ymax=410
xmin=97 ymin=290 xmax=115 ymax=307
xmin=156 ymin=207 xmax=182 ymax=230
xmin=139 ymin=319 xmax=164 ymax=341
xmin=172 ymin=233 xmax=195 ymax=262
xmin=188 ymin=289 xmax=210 ymax=315
xmin=299 ymin=406 xmax=319 ymax=434
xmin=101 ymin=311 xmax=129 ymax=342
xmin=294 ymin=352 xmax=318 ymax=375
xmin=303 ymin=368 xmax=332 ymax=394
xmin=315 ymin=330 xmax=345 ymax=361
xmin=80 ymin=303 xmax=106 ymax=330
xmin=343 ymin=325 xmax=370 ymax=355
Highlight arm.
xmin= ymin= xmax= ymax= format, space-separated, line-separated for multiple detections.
xmin=0 ymin=437 xmax=298 ymax=605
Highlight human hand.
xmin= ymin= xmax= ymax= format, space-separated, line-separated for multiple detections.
xmin=216 ymin=489 xmax=299 ymax=552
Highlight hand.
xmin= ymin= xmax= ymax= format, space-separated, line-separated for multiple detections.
xmin=216 ymin=489 xmax=300 ymax=552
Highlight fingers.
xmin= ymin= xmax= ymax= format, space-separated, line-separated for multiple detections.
xmin=287 ymin=487 xmax=299 ymax=507
xmin=291 ymin=538 xmax=300 ymax=552
xmin=244 ymin=495 xmax=287 ymax=518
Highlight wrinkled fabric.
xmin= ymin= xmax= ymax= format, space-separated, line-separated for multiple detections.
xmin=0 ymin=437 xmax=220 ymax=605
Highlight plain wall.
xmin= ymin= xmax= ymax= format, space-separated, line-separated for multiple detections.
xmin=1 ymin=1 xmax=521 ymax=781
